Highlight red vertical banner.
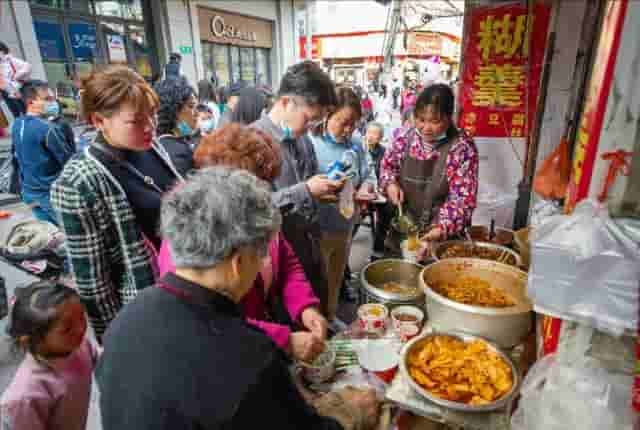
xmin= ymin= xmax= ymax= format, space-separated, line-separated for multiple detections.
xmin=459 ymin=2 xmax=551 ymax=138
xmin=565 ymin=0 xmax=628 ymax=212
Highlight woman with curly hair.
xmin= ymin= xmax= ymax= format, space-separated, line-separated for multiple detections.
xmin=157 ymin=123 xmax=329 ymax=363
xmin=153 ymin=76 xmax=198 ymax=174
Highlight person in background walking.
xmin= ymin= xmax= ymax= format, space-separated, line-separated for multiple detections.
xmin=164 ymin=52 xmax=182 ymax=79
xmin=197 ymin=78 xmax=221 ymax=129
xmin=154 ymin=76 xmax=198 ymax=170
xmin=1 ymin=281 xmax=99 ymax=430
xmin=51 ymin=66 xmax=180 ymax=341
xmin=0 ymin=42 xmax=31 ymax=119
xmin=251 ymin=61 xmax=340 ymax=317
xmin=12 ymin=80 xmax=74 ymax=224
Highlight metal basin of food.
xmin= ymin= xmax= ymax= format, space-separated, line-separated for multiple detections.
xmin=432 ymin=240 xmax=522 ymax=267
xmin=399 ymin=332 xmax=520 ymax=412
xmin=420 ymin=258 xmax=532 ymax=348
xmin=360 ymin=259 xmax=425 ymax=308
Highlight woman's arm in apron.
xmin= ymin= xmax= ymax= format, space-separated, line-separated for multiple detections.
xmin=436 ymin=136 xmax=479 ymax=239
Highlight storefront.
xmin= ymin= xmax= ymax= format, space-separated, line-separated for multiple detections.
xmin=29 ymin=0 xmax=159 ymax=116
xmin=197 ymin=7 xmax=273 ymax=87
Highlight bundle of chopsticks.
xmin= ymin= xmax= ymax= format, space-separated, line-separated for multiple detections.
xmin=497 ymin=250 xmax=511 ymax=264
xmin=329 ymin=339 xmax=359 ymax=370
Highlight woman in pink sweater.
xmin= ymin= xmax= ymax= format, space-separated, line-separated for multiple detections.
xmin=158 ymin=124 xmax=327 ymax=362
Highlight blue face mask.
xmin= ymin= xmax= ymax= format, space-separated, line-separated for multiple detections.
xmin=280 ymin=121 xmax=294 ymax=140
xmin=177 ymin=120 xmax=194 ymax=137
xmin=43 ymin=101 xmax=60 ymax=117
xmin=199 ymin=119 xmax=215 ymax=134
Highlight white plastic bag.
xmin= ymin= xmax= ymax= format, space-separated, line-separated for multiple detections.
xmin=511 ymin=354 xmax=635 ymax=430
xmin=527 ymin=199 xmax=640 ymax=335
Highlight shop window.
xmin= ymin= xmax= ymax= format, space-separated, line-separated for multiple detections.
xmin=128 ymin=24 xmax=151 ymax=78
xmin=230 ymin=46 xmax=241 ymax=84
xmin=256 ymin=48 xmax=270 ymax=85
xmin=31 ymin=0 xmax=94 ymax=13
xmin=212 ymin=44 xmax=231 ymax=86
xmin=95 ymin=0 xmax=123 ymax=18
xmin=240 ymin=47 xmax=256 ymax=84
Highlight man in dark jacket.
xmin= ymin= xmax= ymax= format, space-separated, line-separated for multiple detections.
xmin=96 ymin=167 xmax=380 ymax=430
xmin=251 ymin=61 xmax=342 ymax=316
xmin=12 ymin=80 xmax=74 ymax=224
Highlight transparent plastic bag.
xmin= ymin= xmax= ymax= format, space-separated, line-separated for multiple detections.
xmin=339 ymin=180 xmax=355 ymax=219
xmin=527 ymin=199 xmax=640 ymax=335
xmin=511 ymin=354 xmax=634 ymax=430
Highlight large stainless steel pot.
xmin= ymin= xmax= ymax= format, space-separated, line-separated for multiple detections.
xmin=360 ymin=259 xmax=425 ymax=308
xmin=420 ymin=258 xmax=532 ymax=348
xmin=432 ymin=240 xmax=522 ymax=267
xmin=399 ymin=331 xmax=520 ymax=412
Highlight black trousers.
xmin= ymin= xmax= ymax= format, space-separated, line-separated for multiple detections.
xmin=1 ymin=91 xmax=25 ymax=119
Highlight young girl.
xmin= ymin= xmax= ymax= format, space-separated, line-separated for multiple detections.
xmin=1 ymin=281 xmax=98 ymax=430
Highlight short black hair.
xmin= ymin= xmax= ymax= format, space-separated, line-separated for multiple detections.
xmin=20 ymin=79 xmax=50 ymax=105
xmin=154 ymin=76 xmax=196 ymax=135
xmin=0 ymin=42 xmax=8 ymax=54
xmin=196 ymin=103 xmax=212 ymax=114
xmin=7 ymin=280 xmax=80 ymax=357
xmin=277 ymin=61 xmax=337 ymax=108
xmin=169 ymin=52 xmax=182 ymax=63
xmin=415 ymin=83 xmax=455 ymax=118
xmin=230 ymin=87 xmax=266 ymax=125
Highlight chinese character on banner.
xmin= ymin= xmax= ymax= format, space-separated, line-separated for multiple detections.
xmin=459 ymin=3 xmax=551 ymax=138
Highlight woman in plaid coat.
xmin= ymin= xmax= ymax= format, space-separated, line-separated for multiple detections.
xmin=51 ymin=67 xmax=182 ymax=341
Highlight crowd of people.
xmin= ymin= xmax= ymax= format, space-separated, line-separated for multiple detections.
xmin=0 ymin=44 xmax=478 ymax=429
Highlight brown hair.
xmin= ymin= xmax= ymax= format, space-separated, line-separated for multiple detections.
xmin=80 ymin=65 xmax=159 ymax=122
xmin=193 ymin=123 xmax=282 ymax=182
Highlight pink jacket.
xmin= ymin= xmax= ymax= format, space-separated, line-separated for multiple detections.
xmin=157 ymin=233 xmax=320 ymax=350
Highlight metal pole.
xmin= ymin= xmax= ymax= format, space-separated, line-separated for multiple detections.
xmin=306 ymin=0 xmax=313 ymax=60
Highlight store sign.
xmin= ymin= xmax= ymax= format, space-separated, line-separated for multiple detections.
xmin=211 ymin=15 xmax=257 ymax=42
xmin=298 ymin=36 xmax=322 ymax=59
xmin=107 ymin=34 xmax=127 ymax=63
xmin=179 ymin=45 xmax=193 ymax=55
xmin=458 ymin=3 xmax=551 ymax=138
xmin=68 ymin=22 xmax=97 ymax=62
xmin=198 ymin=7 xmax=273 ymax=49
xmin=407 ymin=33 xmax=442 ymax=56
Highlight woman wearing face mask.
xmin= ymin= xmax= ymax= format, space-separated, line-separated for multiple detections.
xmin=50 ymin=66 xmax=183 ymax=341
xmin=197 ymin=78 xmax=220 ymax=130
xmin=379 ymin=84 xmax=478 ymax=258
xmin=154 ymin=76 xmax=198 ymax=172
xmin=309 ymin=87 xmax=375 ymax=329
xmin=195 ymin=104 xmax=216 ymax=135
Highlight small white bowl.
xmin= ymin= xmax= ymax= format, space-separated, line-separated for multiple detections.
xmin=357 ymin=303 xmax=389 ymax=335
xmin=390 ymin=305 xmax=424 ymax=332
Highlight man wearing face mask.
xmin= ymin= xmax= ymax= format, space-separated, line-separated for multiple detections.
xmin=12 ymin=80 xmax=74 ymax=224
xmin=251 ymin=61 xmax=340 ymax=317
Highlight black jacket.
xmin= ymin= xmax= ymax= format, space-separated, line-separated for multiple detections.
xmin=96 ymin=273 xmax=343 ymax=430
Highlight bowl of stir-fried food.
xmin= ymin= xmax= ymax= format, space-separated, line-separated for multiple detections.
xmin=400 ymin=332 xmax=519 ymax=411
xmin=420 ymin=258 xmax=532 ymax=348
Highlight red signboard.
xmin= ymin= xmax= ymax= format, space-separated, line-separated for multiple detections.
xmin=459 ymin=3 xmax=551 ymax=138
xmin=299 ymin=36 xmax=322 ymax=59
xmin=565 ymin=0 xmax=628 ymax=211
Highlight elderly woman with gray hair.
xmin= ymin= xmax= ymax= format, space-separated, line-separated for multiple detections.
xmin=96 ymin=167 xmax=380 ymax=430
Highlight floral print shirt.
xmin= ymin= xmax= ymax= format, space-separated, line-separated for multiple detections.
xmin=379 ymin=127 xmax=479 ymax=238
